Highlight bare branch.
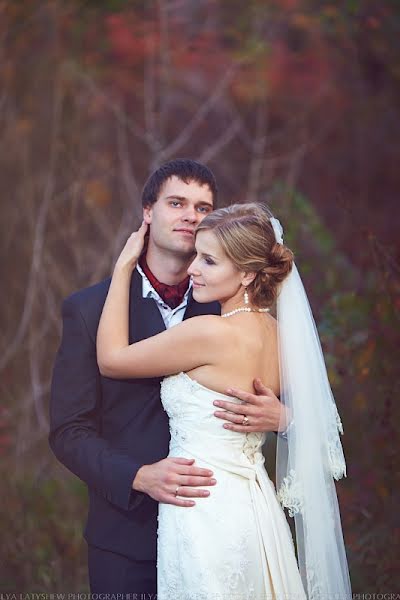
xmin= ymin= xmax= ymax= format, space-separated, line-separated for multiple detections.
xmin=157 ymin=0 xmax=172 ymax=141
xmin=158 ymin=62 xmax=242 ymax=161
xmin=198 ymin=118 xmax=241 ymax=164
xmin=0 ymin=71 xmax=63 ymax=371
xmin=70 ymin=64 xmax=148 ymax=144
xmin=246 ymin=99 xmax=268 ymax=202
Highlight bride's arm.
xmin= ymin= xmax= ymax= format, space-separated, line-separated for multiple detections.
xmin=96 ymin=223 xmax=223 ymax=379
xmin=98 ymin=309 xmax=221 ymax=379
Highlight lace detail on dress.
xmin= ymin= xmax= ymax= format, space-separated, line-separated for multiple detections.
xmin=160 ymin=374 xmax=192 ymax=447
xmin=221 ymin=531 xmax=256 ymax=599
xmin=276 ymin=469 xmax=304 ymax=517
xmin=170 ymin=425 xmax=188 ymax=444
xmin=160 ymin=373 xmax=196 ymax=417
xmin=157 ymin=510 xmax=208 ymax=600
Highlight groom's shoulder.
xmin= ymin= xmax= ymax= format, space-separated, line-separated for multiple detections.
xmin=65 ymin=277 xmax=111 ymax=311
xmin=62 ymin=270 xmax=142 ymax=331
xmin=60 ymin=278 xmax=115 ymax=338
xmin=62 ymin=278 xmax=114 ymax=332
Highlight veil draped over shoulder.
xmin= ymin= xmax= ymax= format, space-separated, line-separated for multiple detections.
xmin=270 ymin=217 xmax=352 ymax=600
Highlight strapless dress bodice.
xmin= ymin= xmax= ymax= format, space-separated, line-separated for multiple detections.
xmin=160 ymin=371 xmax=266 ymax=469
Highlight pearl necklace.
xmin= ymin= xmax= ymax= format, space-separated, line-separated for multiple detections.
xmin=221 ymin=306 xmax=270 ymax=318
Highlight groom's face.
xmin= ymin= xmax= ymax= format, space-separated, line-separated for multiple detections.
xmin=143 ymin=176 xmax=214 ymax=258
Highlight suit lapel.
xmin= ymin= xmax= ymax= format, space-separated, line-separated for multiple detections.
xmin=129 ymin=269 xmax=166 ymax=343
xmin=183 ymin=288 xmax=221 ymax=320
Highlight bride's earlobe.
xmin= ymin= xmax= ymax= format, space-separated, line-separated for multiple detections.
xmin=241 ymin=272 xmax=256 ymax=289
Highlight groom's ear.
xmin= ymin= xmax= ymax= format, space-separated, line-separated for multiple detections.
xmin=143 ymin=205 xmax=152 ymax=224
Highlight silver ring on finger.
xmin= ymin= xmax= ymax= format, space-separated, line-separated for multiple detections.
xmin=242 ymin=415 xmax=250 ymax=426
xmin=174 ymin=485 xmax=180 ymax=497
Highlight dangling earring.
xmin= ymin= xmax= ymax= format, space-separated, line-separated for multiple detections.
xmin=244 ymin=287 xmax=249 ymax=305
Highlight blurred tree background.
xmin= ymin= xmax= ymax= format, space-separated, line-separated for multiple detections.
xmin=1 ymin=0 xmax=399 ymax=592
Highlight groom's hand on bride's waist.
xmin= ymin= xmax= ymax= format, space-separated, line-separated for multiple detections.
xmin=213 ymin=378 xmax=291 ymax=434
xmin=132 ymin=458 xmax=216 ymax=507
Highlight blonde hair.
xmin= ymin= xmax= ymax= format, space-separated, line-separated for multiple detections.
xmin=196 ymin=203 xmax=294 ymax=307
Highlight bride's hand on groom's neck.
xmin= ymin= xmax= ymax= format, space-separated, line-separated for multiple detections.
xmin=114 ymin=221 xmax=148 ymax=274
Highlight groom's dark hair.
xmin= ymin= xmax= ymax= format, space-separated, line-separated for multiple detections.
xmin=141 ymin=158 xmax=218 ymax=208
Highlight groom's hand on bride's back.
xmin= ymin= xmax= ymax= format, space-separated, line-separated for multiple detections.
xmin=213 ymin=378 xmax=289 ymax=434
xmin=132 ymin=458 xmax=216 ymax=507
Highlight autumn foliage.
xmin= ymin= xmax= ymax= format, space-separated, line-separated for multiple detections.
xmin=0 ymin=0 xmax=399 ymax=591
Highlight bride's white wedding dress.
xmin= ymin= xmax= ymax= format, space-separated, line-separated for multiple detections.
xmin=157 ymin=371 xmax=307 ymax=600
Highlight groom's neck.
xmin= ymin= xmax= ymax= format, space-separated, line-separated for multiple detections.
xmin=144 ymin=245 xmax=193 ymax=285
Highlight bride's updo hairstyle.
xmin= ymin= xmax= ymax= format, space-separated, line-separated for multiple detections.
xmin=196 ymin=203 xmax=294 ymax=308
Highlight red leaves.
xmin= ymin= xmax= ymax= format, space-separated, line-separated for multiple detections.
xmin=105 ymin=14 xmax=157 ymax=66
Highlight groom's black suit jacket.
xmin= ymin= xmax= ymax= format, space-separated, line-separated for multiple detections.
xmin=49 ymin=268 xmax=220 ymax=561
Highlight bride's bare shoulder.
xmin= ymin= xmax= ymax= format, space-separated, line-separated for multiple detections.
xmin=262 ymin=312 xmax=278 ymax=341
xmin=188 ymin=314 xmax=226 ymax=331
xmin=183 ymin=314 xmax=230 ymax=339
xmin=171 ymin=315 xmax=230 ymax=357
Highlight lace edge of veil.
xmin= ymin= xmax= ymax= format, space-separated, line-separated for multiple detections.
xmin=277 ymin=406 xmax=347 ymax=517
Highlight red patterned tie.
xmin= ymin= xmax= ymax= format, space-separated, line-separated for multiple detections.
xmin=139 ymin=256 xmax=190 ymax=309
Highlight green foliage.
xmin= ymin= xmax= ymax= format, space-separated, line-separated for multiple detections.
xmin=0 ymin=469 xmax=88 ymax=590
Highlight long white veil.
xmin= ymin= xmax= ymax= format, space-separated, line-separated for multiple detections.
xmin=270 ymin=217 xmax=352 ymax=600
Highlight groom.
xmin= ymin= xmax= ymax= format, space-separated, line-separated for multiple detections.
xmin=49 ymin=159 xmax=286 ymax=595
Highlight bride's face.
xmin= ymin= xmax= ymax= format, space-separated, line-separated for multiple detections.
xmin=188 ymin=229 xmax=246 ymax=304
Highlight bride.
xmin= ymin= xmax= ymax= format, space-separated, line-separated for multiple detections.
xmin=97 ymin=202 xmax=352 ymax=600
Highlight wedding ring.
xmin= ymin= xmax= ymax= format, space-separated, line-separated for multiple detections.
xmin=175 ymin=485 xmax=180 ymax=497
xmin=242 ymin=415 xmax=250 ymax=426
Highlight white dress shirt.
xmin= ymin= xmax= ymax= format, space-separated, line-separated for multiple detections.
xmin=136 ymin=264 xmax=192 ymax=329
